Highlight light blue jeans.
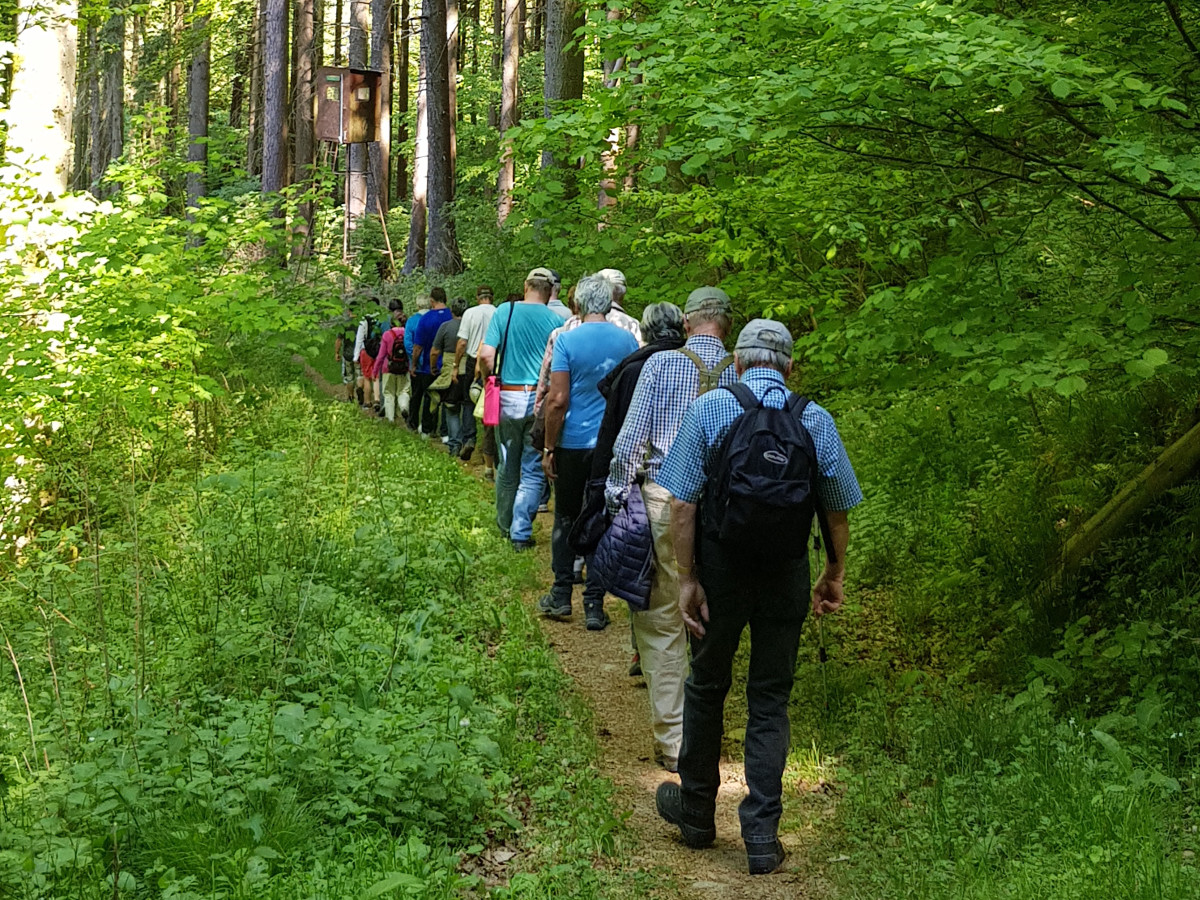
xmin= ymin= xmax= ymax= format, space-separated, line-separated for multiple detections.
xmin=495 ymin=391 xmax=544 ymax=542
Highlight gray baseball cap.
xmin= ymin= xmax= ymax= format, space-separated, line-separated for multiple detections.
xmin=735 ymin=318 xmax=793 ymax=354
xmin=684 ymin=286 xmax=732 ymax=315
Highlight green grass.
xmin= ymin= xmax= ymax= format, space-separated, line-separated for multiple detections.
xmin=0 ymin=360 xmax=637 ymax=899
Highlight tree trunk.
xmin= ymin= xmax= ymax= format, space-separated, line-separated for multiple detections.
xmin=262 ymin=0 xmax=289 ymax=195
xmin=541 ymin=0 xmax=581 ymax=170
xmin=334 ymin=0 xmax=344 ymax=64
xmin=186 ymin=10 xmax=210 ymax=210
xmin=367 ymin=0 xmax=391 ymax=216
xmin=403 ymin=0 xmax=428 ymax=272
xmin=93 ymin=3 xmax=124 ymax=193
xmin=488 ymin=0 xmax=500 ymax=128
xmin=1051 ymin=420 xmax=1200 ymax=587
xmin=246 ymin=0 xmax=265 ymax=176
xmin=9 ymin=0 xmax=78 ymax=196
xmin=396 ymin=0 xmax=409 ymax=202
xmin=347 ymin=0 xmax=368 ymax=221
xmin=293 ymin=0 xmax=316 ymax=253
xmin=496 ymin=0 xmax=518 ymax=224
xmin=426 ymin=0 xmax=461 ymax=272
xmin=85 ymin=19 xmax=100 ymax=190
xmin=230 ymin=16 xmax=251 ymax=128
xmin=167 ymin=1 xmax=184 ymax=148
xmin=447 ymin=0 xmax=457 ymax=186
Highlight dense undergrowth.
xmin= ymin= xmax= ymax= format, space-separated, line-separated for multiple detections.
xmin=0 ymin=362 xmax=634 ymax=899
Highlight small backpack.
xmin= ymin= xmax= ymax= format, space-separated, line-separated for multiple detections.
xmin=701 ymin=383 xmax=834 ymax=562
xmin=385 ymin=327 xmax=409 ymax=375
xmin=340 ymin=323 xmax=357 ymax=362
xmin=680 ymin=348 xmax=734 ymax=395
xmin=362 ymin=316 xmax=383 ymax=358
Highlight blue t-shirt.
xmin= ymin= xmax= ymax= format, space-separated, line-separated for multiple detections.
xmin=551 ymin=321 xmax=639 ymax=450
xmin=483 ymin=302 xmax=563 ymax=386
xmin=404 ymin=310 xmax=425 ymax=360
xmin=413 ymin=307 xmax=453 ymax=374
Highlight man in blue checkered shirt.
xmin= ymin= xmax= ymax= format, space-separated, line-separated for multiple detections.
xmin=652 ymin=318 xmax=862 ymax=876
xmin=605 ymin=286 xmax=739 ymax=776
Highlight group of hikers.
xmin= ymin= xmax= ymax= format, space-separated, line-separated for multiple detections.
xmin=336 ymin=267 xmax=863 ymax=876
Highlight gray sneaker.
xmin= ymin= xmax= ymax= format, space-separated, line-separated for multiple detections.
xmin=537 ymin=594 xmax=571 ymax=619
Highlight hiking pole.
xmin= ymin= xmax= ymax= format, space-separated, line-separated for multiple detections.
xmin=814 ymin=523 xmax=830 ymax=711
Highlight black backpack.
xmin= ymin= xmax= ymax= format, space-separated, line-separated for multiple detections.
xmin=340 ymin=322 xmax=357 ymax=362
xmin=386 ymin=328 xmax=409 ymax=375
xmin=362 ymin=316 xmax=383 ymax=358
xmin=701 ymin=382 xmax=834 ymax=562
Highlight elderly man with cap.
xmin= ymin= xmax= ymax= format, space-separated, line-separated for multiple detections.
xmin=546 ymin=269 xmax=571 ymax=320
xmin=478 ymin=268 xmax=564 ymax=550
xmin=652 ymin=318 xmax=862 ymax=875
xmin=595 ymin=268 xmax=644 ymax=341
xmin=605 ymin=286 xmax=738 ymax=774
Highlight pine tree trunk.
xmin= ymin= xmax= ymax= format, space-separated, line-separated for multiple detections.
xmin=396 ymin=0 xmax=409 ymax=202
xmin=367 ymin=0 xmax=391 ymax=217
xmin=95 ymin=4 xmax=124 ymax=192
xmin=426 ymin=0 xmax=461 ymax=272
xmin=262 ymin=0 xmax=289 ymax=195
xmin=541 ymin=0 xmax=580 ymax=170
xmin=347 ymin=0 xmax=368 ymax=221
xmin=246 ymin=0 xmax=265 ymax=176
xmin=488 ymin=0 xmax=500 ymax=128
xmin=447 ymin=0 xmax=457 ymax=186
xmin=10 ymin=0 xmax=78 ymax=196
xmin=334 ymin=0 xmax=344 ymax=64
xmin=85 ymin=19 xmax=100 ymax=190
xmin=167 ymin=1 xmax=184 ymax=148
xmin=294 ymin=0 xmax=316 ymax=253
xmin=403 ymin=0 xmax=428 ymax=274
xmin=496 ymin=0 xmax=518 ymax=224
xmin=186 ymin=11 xmax=210 ymax=210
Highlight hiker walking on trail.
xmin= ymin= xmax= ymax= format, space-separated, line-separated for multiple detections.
xmin=455 ymin=285 xmax=497 ymax=470
xmin=537 ymin=275 xmax=639 ymax=630
xmin=605 ymin=287 xmax=738 ymax=773
xmin=353 ymin=299 xmax=384 ymax=414
xmin=478 ymin=269 xmax=563 ymax=551
xmin=430 ymin=296 xmax=470 ymax=458
xmin=376 ymin=302 xmax=409 ymax=425
xmin=410 ymin=288 xmax=453 ymax=435
xmin=652 ymin=318 xmax=862 ymax=876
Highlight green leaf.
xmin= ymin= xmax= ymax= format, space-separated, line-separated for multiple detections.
xmin=1050 ymin=78 xmax=1072 ymax=99
xmin=1054 ymin=375 xmax=1087 ymax=397
xmin=1093 ymin=729 xmax=1133 ymax=776
xmin=1142 ymin=347 xmax=1168 ymax=367
xmin=365 ymin=873 xmax=425 ymax=897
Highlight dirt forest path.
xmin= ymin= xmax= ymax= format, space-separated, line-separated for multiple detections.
xmin=298 ymin=359 xmax=834 ymax=897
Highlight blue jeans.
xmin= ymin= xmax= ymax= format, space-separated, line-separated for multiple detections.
xmin=679 ymin=538 xmax=809 ymax=842
xmin=495 ymin=391 xmax=543 ymax=542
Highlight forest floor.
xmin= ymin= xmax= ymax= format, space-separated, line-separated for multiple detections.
xmin=296 ymin=356 xmax=838 ymax=897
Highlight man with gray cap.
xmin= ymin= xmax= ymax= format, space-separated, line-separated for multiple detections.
xmin=652 ymin=318 xmax=862 ymax=875
xmin=605 ymin=285 xmax=738 ymax=774
xmin=546 ymin=269 xmax=571 ymax=320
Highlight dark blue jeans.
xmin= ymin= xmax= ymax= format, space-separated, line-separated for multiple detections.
xmin=678 ymin=540 xmax=809 ymax=843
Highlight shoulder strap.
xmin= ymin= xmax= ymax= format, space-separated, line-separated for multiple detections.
xmin=679 ymin=347 xmax=706 ymax=373
xmin=709 ymin=354 xmax=735 ymax=383
xmin=494 ymin=302 xmax=518 ymax=382
xmin=723 ymin=382 xmax=759 ymax=412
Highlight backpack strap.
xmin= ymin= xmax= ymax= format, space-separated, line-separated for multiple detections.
xmin=707 ymin=354 xmax=735 ymax=387
xmin=680 ymin=348 xmax=735 ymax=393
xmin=786 ymin=394 xmax=838 ymax=565
xmin=722 ymin=381 xmax=759 ymax=412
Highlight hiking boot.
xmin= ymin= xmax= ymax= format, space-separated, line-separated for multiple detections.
xmin=511 ymin=538 xmax=537 ymax=552
xmin=537 ymin=594 xmax=572 ymax=619
xmin=585 ymin=608 xmax=610 ymax=631
xmin=459 ymin=443 xmax=475 ymax=461
xmin=654 ymin=748 xmax=679 ymax=773
xmin=629 ymin=653 xmax=642 ymax=677
xmin=654 ymin=782 xmax=715 ymax=849
xmin=746 ymin=839 xmax=787 ymax=875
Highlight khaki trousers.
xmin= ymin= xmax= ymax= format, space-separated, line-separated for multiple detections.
xmin=633 ymin=480 xmax=688 ymax=759
xmin=381 ymin=372 xmax=409 ymax=423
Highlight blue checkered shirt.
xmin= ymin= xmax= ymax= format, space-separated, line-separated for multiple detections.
xmin=656 ymin=367 xmax=863 ymax=512
xmin=606 ymin=334 xmax=737 ymax=512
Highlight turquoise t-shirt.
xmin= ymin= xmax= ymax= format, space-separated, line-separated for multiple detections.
xmin=483 ymin=302 xmax=563 ymax=386
xmin=551 ymin=321 xmax=640 ymax=450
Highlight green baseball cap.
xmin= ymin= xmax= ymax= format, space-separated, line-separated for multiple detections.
xmin=735 ymin=318 xmax=794 ymax=354
xmin=684 ymin=286 xmax=732 ymax=315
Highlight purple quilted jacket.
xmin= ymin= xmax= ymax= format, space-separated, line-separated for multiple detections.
xmin=591 ymin=483 xmax=653 ymax=611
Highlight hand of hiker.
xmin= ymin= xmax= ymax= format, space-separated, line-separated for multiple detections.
xmin=679 ymin=576 xmax=709 ymax=639
xmin=542 ymin=451 xmax=557 ymax=482
xmin=811 ymin=572 xmax=844 ymax=617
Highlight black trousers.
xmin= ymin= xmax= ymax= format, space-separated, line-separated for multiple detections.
xmin=678 ymin=539 xmax=809 ymax=842
xmin=550 ymin=447 xmax=605 ymax=611
xmin=408 ymin=372 xmax=436 ymax=432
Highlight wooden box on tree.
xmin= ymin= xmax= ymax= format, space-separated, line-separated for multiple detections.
xmin=315 ymin=66 xmax=382 ymax=144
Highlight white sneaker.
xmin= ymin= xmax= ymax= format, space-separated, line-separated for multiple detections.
xmin=441 ymin=436 xmax=450 ymax=445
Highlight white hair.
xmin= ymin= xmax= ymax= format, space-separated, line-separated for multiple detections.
xmin=735 ymin=348 xmax=791 ymax=372
xmin=575 ymin=275 xmax=614 ymax=317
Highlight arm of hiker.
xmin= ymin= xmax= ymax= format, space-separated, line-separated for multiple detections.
xmin=605 ymin=361 xmax=657 ymax=514
xmin=812 ymin=510 xmax=849 ymax=617
xmin=542 ymin=371 xmax=569 ymax=482
xmin=670 ymin=498 xmax=708 ymax=639
xmin=478 ymin=343 xmax=496 ymax=380
xmin=454 ymin=337 xmax=468 ymax=383
xmin=412 ymin=344 xmax=426 ymax=370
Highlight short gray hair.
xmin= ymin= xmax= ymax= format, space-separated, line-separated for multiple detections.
xmin=686 ymin=308 xmax=732 ymax=336
xmin=414 ymin=294 xmax=432 ymax=312
xmin=641 ymin=302 xmax=685 ymax=344
xmin=735 ymin=347 xmax=791 ymax=372
xmin=597 ymin=268 xmax=627 ymax=304
xmin=575 ymin=275 xmax=614 ymax=317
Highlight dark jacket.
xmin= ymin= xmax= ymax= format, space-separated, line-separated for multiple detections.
xmin=590 ymin=483 xmax=653 ymax=611
xmin=590 ymin=337 xmax=686 ymax=480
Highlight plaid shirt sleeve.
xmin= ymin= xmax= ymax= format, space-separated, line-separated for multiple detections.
xmin=803 ymin=404 xmax=863 ymax=512
xmin=655 ymin=402 xmax=710 ymax=504
xmin=605 ymin=354 xmax=661 ymax=512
